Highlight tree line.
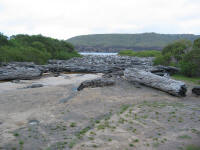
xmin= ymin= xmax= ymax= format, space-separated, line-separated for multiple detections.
xmin=0 ymin=33 xmax=80 ymax=64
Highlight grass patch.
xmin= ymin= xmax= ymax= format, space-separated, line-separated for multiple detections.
xmin=186 ymin=145 xmax=200 ymax=150
xmin=178 ymin=135 xmax=192 ymax=139
xmin=171 ymin=74 xmax=200 ymax=85
xmin=119 ymin=105 xmax=130 ymax=114
xmin=119 ymin=50 xmax=161 ymax=57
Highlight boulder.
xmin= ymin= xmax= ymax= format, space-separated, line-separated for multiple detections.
xmin=124 ymin=68 xmax=187 ymax=97
xmin=192 ymin=86 xmax=200 ymax=95
xmin=77 ymin=78 xmax=115 ymax=91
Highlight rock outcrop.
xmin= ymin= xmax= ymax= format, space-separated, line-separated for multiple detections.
xmin=0 ymin=55 xmax=180 ymax=81
xmin=77 ymin=78 xmax=115 ymax=91
xmin=0 ymin=63 xmax=42 ymax=81
xmin=46 ymin=56 xmax=154 ymax=73
xmin=124 ymin=68 xmax=187 ymax=97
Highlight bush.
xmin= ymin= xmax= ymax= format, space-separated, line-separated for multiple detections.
xmin=119 ymin=50 xmax=161 ymax=57
xmin=180 ymin=49 xmax=200 ymax=77
xmin=193 ymin=38 xmax=200 ymax=49
xmin=0 ymin=33 xmax=80 ymax=64
xmin=153 ymin=38 xmax=200 ymax=77
xmin=162 ymin=39 xmax=192 ymax=62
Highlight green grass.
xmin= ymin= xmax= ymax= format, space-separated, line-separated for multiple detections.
xmin=186 ymin=145 xmax=200 ymax=150
xmin=171 ymin=74 xmax=200 ymax=85
xmin=118 ymin=50 xmax=161 ymax=57
xmin=178 ymin=135 xmax=192 ymax=139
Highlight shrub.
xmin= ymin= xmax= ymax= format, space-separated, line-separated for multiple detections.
xmin=180 ymin=49 xmax=200 ymax=77
xmin=0 ymin=33 xmax=80 ymax=64
xmin=119 ymin=50 xmax=161 ymax=57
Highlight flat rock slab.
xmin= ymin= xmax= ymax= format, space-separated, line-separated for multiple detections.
xmin=0 ymin=66 xmax=42 ymax=81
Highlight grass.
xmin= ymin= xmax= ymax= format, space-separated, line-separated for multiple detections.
xmin=186 ymin=145 xmax=200 ymax=150
xmin=70 ymin=122 xmax=76 ymax=127
xmin=118 ymin=50 xmax=161 ymax=57
xmin=178 ymin=135 xmax=192 ymax=139
xmin=171 ymin=74 xmax=200 ymax=85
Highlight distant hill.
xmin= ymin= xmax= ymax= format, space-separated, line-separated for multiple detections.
xmin=67 ymin=33 xmax=200 ymax=52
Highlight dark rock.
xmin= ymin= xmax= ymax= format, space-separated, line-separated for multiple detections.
xmin=192 ymin=86 xmax=200 ymax=95
xmin=77 ymin=78 xmax=115 ymax=91
xmin=0 ymin=63 xmax=42 ymax=81
xmin=124 ymin=68 xmax=187 ymax=97
xmin=150 ymin=65 xmax=180 ymax=76
xmin=26 ymin=84 xmax=43 ymax=88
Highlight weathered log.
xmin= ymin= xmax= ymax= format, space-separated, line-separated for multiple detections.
xmin=77 ymin=78 xmax=115 ymax=91
xmin=124 ymin=68 xmax=187 ymax=97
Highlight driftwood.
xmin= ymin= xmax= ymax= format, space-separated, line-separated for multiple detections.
xmin=124 ymin=68 xmax=187 ymax=97
xmin=77 ymin=78 xmax=115 ymax=91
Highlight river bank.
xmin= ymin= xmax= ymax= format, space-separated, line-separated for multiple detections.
xmin=0 ymin=73 xmax=200 ymax=150
xmin=0 ymin=55 xmax=200 ymax=150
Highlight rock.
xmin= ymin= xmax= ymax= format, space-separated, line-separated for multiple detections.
xmin=46 ymin=56 xmax=154 ymax=73
xmin=26 ymin=84 xmax=43 ymax=88
xmin=192 ymin=86 xmax=200 ymax=95
xmin=77 ymin=78 xmax=115 ymax=91
xmin=124 ymin=68 xmax=187 ymax=97
xmin=150 ymin=65 xmax=180 ymax=76
xmin=0 ymin=62 xmax=42 ymax=81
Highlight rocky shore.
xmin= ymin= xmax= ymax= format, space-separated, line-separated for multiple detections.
xmin=0 ymin=55 xmax=185 ymax=96
xmin=0 ymin=55 xmax=178 ymax=80
xmin=0 ymin=55 xmax=200 ymax=150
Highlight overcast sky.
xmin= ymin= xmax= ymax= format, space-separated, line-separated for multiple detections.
xmin=0 ymin=0 xmax=200 ymax=39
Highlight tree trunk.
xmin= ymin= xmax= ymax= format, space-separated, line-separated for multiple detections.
xmin=124 ymin=68 xmax=187 ymax=97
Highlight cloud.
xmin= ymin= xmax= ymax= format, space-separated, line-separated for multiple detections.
xmin=0 ymin=0 xmax=200 ymax=39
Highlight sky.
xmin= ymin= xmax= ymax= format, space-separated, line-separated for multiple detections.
xmin=0 ymin=0 xmax=200 ymax=40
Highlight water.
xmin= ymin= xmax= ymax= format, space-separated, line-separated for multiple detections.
xmin=80 ymin=52 xmax=118 ymax=56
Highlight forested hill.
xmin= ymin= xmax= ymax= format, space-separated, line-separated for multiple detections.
xmin=67 ymin=33 xmax=200 ymax=52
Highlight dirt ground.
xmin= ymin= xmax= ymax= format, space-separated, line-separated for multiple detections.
xmin=0 ymin=73 xmax=199 ymax=150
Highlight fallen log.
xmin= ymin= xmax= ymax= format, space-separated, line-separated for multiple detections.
xmin=124 ymin=68 xmax=187 ymax=97
xmin=77 ymin=78 xmax=115 ymax=91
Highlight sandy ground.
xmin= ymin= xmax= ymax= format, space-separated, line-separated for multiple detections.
xmin=0 ymin=74 xmax=199 ymax=150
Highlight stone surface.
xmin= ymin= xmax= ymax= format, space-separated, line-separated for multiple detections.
xmin=0 ymin=55 xmax=181 ymax=81
xmin=77 ymin=78 xmax=115 ymax=91
xmin=46 ymin=55 xmax=154 ymax=73
xmin=124 ymin=68 xmax=187 ymax=97
xmin=150 ymin=65 xmax=180 ymax=76
xmin=192 ymin=86 xmax=200 ymax=95
xmin=0 ymin=63 xmax=42 ymax=81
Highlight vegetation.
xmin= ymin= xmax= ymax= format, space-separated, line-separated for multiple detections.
xmin=0 ymin=33 xmax=80 ymax=64
xmin=154 ymin=38 xmax=200 ymax=77
xmin=67 ymin=33 xmax=200 ymax=50
xmin=186 ymin=145 xmax=200 ymax=150
xmin=118 ymin=50 xmax=161 ymax=57
xmin=171 ymin=75 xmax=200 ymax=85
